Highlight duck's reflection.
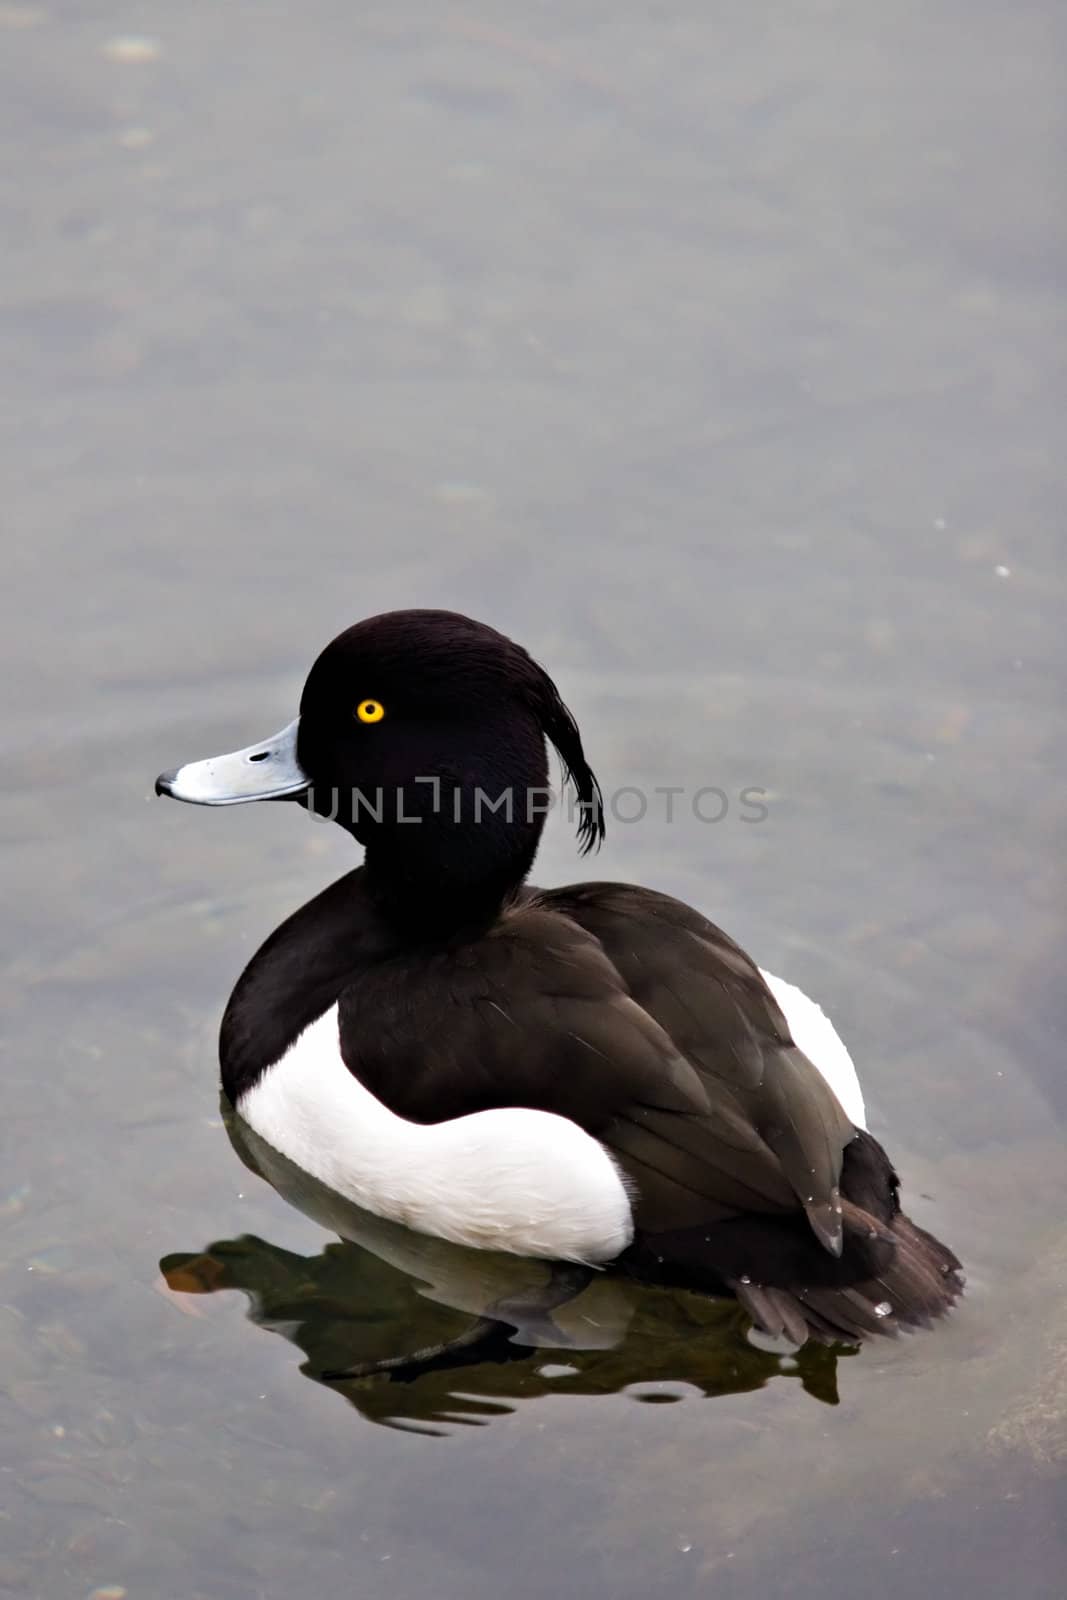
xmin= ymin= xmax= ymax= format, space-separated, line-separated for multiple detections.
xmin=160 ymin=1107 xmax=849 ymax=1433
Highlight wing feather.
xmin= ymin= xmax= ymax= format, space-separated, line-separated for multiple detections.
xmin=338 ymin=885 xmax=856 ymax=1256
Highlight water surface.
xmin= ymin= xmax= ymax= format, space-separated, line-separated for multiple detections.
xmin=2 ymin=4 xmax=1065 ymax=1597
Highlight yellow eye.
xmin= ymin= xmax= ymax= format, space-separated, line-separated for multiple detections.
xmin=355 ymin=699 xmax=385 ymax=724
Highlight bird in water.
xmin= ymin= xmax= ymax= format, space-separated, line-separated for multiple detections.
xmin=156 ymin=608 xmax=962 ymax=1346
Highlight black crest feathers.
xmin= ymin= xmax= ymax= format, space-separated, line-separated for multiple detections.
xmin=527 ymin=666 xmax=605 ymax=855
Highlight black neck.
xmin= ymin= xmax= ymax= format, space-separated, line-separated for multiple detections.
xmin=359 ymin=778 xmax=544 ymax=940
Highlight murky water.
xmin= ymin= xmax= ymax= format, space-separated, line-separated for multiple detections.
xmin=3 ymin=4 xmax=1066 ymax=1596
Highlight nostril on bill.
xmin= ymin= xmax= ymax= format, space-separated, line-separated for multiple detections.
xmin=248 ymin=751 xmax=271 ymax=763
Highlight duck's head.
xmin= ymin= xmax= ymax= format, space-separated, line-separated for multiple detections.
xmin=156 ymin=609 xmax=603 ymax=925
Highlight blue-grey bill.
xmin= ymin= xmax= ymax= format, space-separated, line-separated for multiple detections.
xmin=155 ymin=718 xmax=308 ymax=805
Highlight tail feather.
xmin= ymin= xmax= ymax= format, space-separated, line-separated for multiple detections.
xmin=732 ymin=1283 xmax=811 ymax=1347
xmin=734 ymin=1209 xmax=963 ymax=1346
xmin=627 ymin=1130 xmax=963 ymax=1346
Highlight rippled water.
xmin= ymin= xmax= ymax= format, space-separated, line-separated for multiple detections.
xmin=3 ymin=4 xmax=1065 ymax=1597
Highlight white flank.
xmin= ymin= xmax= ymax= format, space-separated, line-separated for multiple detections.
xmin=759 ymin=969 xmax=866 ymax=1129
xmin=238 ymin=1006 xmax=635 ymax=1263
